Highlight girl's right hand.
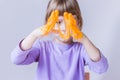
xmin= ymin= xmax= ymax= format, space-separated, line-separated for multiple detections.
xmin=32 ymin=10 xmax=59 ymax=39
xmin=31 ymin=26 xmax=48 ymax=39
xmin=21 ymin=10 xmax=59 ymax=50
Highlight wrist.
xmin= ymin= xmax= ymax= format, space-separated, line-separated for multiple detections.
xmin=80 ymin=35 xmax=88 ymax=44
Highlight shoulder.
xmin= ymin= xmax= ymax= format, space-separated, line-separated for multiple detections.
xmin=72 ymin=42 xmax=86 ymax=55
xmin=73 ymin=42 xmax=83 ymax=49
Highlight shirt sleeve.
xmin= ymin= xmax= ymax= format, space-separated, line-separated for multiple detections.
xmin=81 ymin=45 xmax=109 ymax=74
xmin=11 ymin=39 xmax=41 ymax=65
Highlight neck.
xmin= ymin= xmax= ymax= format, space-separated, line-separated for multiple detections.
xmin=54 ymin=37 xmax=73 ymax=45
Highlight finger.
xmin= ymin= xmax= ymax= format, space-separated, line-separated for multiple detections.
xmin=68 ymin=13 xmax=76 ymax=24
xmin=54 ymin=10 xmax=59 ymax=23
xmin=48 ymin=10 xmax=55 ymax=22
xmin=64 ymin=12 xmax=69 ymax=21
xmin=64 ymin=12 xmax=70 ymax=28
xmin=48 ymin=10 xmax=59 ymax=25
xmin=55 ymin=10 xmax=59 ymax=18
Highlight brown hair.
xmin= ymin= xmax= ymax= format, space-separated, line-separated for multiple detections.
xmin=45 ymin=0 xmax=83 ymax=30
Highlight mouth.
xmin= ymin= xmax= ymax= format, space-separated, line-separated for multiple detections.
xmin=52 ymin=29 xmax=66 ymax=34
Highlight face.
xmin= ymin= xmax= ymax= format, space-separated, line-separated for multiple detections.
xmin=53 ymin=16 xmax=73 ymax=43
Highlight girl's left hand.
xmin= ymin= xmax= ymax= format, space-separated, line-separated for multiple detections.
xmin=63 ymin=12 xmax=83 ymax=42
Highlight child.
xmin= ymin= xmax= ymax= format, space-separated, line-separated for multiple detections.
xmin=11 ymin=0 xmax=108 ymax=80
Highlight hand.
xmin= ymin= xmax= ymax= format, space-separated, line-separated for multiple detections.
xmin=43 ymin=10 xmax=59 ymax=35
xmin=62 ymin=12 xmax=83 ymax=41
xmin=32 ymin=10 xmax=59 ymax=38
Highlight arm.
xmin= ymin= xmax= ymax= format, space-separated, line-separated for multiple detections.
xmin=80 ymin=35 xmax=101 ymax=62
xmin=11 ymin=10 xmax=59 ymax=65
xmin=11 ymin=26 xmax=48 ymax=65
xmin=62 ymin=11 xmax=108 ymax=73
xmin=11 ymin=34 xmax=41 ymax=65
xmin=79 ymin=34 xmax=108 ymax=74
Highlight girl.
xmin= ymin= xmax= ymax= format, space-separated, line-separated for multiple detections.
xmin=11 ymin=0 xmax=108 ymax=80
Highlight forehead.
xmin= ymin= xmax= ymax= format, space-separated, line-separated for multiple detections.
xmin=49 ymin=2 xmax=76 ymax=16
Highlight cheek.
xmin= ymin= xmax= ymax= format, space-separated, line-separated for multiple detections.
xmin=54 ymin=24 xmax=59 ymax=30
xmin=59 ymin=22 xmax=66 ymax=30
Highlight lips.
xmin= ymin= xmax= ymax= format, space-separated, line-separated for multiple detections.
xmin=52 ymin=29 xmax=66 ymax=34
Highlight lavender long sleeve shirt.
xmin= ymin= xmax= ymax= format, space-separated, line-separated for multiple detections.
xmin=11 ymin=39 xmax=108 ymax=80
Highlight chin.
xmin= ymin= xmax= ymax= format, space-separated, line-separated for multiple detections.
xmin=57 ymin=36 xmax=73 ymax=43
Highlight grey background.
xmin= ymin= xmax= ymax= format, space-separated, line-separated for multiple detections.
xmin=0 ymin=0 xmax=120 ymax=80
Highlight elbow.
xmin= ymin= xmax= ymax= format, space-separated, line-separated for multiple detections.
xmin=97 ymin=64 xmax=109 ymax=74
xmin=11 ymin=55 xmax=24 ymax=65
xmin=90 ymin=59 xmax=109 ymax=74
xmin=11 ymin=58 xmax=22 ymax=65
xmin=95 ymin=54 xmax=109 ymax=74
xmin=95 ymin=61 xmax=109 ymax=74
xmin=11 ymin=60 xmax=21 ymax=65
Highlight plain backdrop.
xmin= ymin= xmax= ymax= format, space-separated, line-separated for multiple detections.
xmin=0 ymin=0 xmax=120 ymax=80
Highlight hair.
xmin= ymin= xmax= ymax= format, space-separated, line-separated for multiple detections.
xmin=45 ymin=0 xmax=83 ymax=30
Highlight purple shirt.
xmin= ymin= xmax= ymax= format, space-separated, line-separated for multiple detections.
xmin=11 ymin=39 xmax=108 ymax=80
